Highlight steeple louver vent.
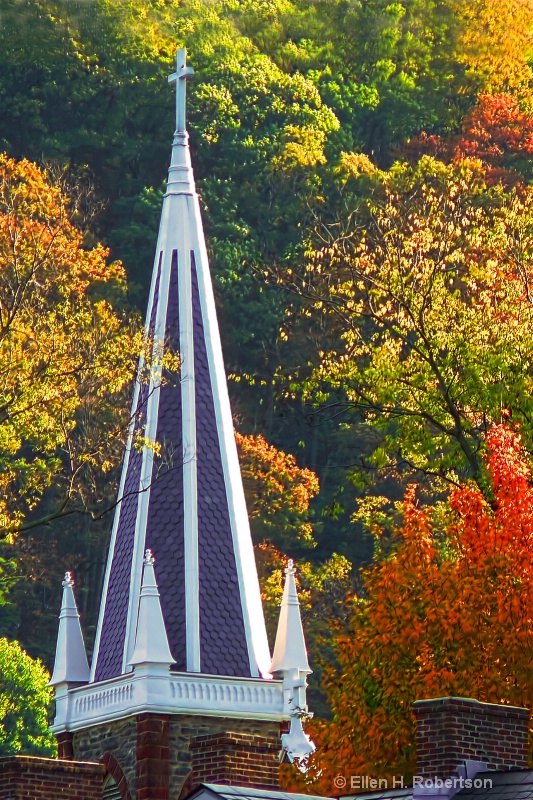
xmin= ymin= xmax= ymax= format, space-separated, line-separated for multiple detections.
xmin=102 ymin=777 xmax=121 ymax=800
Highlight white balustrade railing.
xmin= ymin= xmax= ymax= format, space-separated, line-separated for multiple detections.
xmin=52 ymin=670 xmax=286 ymax=732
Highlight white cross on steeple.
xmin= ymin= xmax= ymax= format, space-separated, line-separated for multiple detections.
xmin=168 ymin=47 xmax=195 ymax=133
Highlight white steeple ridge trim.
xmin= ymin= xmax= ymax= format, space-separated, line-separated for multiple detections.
xmin=90 ymin=226 xmax=163 ymax=682
xmin=167 ymin=46 xmax=201 ymax=672
xmin=192 ymin=196 xmax=272 ymax=679
xmin=180 ymin=220 xmax=200 ymax=673
xmin=270 ymin=559 xmax=311 ymax=676
xmin=129 ymin=550 xmax=175 ymax=668
xmin=50 ymin=572 xmax=90 ymax=686
xmin=122 ymin=241 xmax=172 ymax=673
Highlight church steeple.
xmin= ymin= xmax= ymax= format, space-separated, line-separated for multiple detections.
xmin=51 ymin=50 xmax=312 ymax=795
xmin=90 ymin=47 xmax=271 ymax=682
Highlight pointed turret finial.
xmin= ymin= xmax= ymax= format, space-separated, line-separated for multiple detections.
xmin=270 ymin=559 xmax=314 ymax=768
xmin=270 ymin=559 xmax=311 ymax=677
xmin=50 ymin=572 xmax=90 ymax=686
xmin=282 ymin=715 xmax=316 ymax=766
xmin=129 ymin=550 xmax=175 ymax=670
xmin=168 ymin=47 xmax=194 ymax=133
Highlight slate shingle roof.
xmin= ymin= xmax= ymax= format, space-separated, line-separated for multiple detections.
xmin=94 ymin=258 xmax=162 ymax=682
xmin=456 ymin=770 xmax=533 ymax=799
xmin=191 ymin=255 xmax=250 ymax=676
xmin=91 ymin=117 xmax=269 ymax=681
xmin=339 ymin=771 xmax=533 ymax=800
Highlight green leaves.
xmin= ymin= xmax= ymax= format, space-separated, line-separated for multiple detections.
xmin=302 ymin=157 xmax=533 ymax=497
xmin=0 ymin=638 xmax=56 ymax=757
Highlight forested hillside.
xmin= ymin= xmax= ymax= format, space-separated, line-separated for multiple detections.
xmin=2 ymin=0 xmax=533 ymax=776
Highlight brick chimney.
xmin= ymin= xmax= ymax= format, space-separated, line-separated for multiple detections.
xmin=414 ymin=697 xmax=529 ymax=778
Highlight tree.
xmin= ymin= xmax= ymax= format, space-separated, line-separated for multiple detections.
xmin=455 ymin=94 xmax=533 ymax=172
xmin=235 ymin=431 xmax=351 ymax=715
xmin=0 ymin=637 xmax=56 ymax=756
xmin=236 ymin=431 xmax=320 ymax=552
xmin=291 ymin=425 xmax=533 ymax=791
xmin=294 ymin=155 xmax=533 ymax=498
xmin=405 ymin=93 xmax=533 ymax=185
xmin=0 ymin=155 xmax=139 ymax=535
xmin=455 ymin=0 xmax=533 ymax=95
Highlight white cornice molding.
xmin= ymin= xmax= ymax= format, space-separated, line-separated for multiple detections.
xmin=51 ymin=671 xmax=288 ymax=733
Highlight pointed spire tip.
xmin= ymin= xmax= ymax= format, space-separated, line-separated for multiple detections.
xmin=63 ymin=571 xmax=74 ymax=588
xmin=168 ymin=47 xmax=195 ymax=133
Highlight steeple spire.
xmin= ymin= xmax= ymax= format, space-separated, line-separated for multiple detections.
xmin=90 ymin=46 xmax=272 ymax=684
xmin=271 ymin=560 xmax=314 ymax=766
xmin=50 ymin=55 xmax=312 ymax=786
xmin=270 ymin=559 xmax=311 ymax=677
xmin=129 ymin=550 xmax=174 ymax=671
xmin=50 ymin=573 xmax=90 ymax=687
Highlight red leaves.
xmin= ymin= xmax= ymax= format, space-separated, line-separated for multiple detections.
xmin=297 ymin=424 xmax=533 ymax=793
xmin=453 ymin=94 xmax=533 ymax=184
xmin=404 ymin=94 xmax=533 ymax=186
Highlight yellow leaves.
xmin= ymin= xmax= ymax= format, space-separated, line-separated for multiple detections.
xmin=455 ymin=0 xmax=533 ymax=93
xmin=271 ymin=125 xmax=329 ymax=171
xmin=342 ymin=150 xmax=379 ymax=176
xmin=0 ymin=155 xmax=140 ymax=532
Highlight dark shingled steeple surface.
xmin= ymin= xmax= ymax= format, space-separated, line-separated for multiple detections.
xmin=191 ymin=254 xmax=250 ymax=676
xmin=94 ymin=257 xmax=162 ymax=682
xmin=145 ymin=250 xmax=186 ymax=671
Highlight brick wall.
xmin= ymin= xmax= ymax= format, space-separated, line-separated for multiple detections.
xmin=72 ymin=713 xmax=281 ymax=800
xmin=169 ymin=715 xmax=281 ymax=796
xmin=136 ymin=714 xmax=170 ymax=800
xmin=414 ymin=697 xmax=529 ymax=777
xmin=0 ymin=755 xmax=104 ymax=800
xmin=190 ymin=732 xmax=279 ymax=789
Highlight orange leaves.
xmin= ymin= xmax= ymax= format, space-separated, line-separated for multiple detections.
xmin=455 ymin=0 xmax=533 ymax=93
xmin=0 ymin=154 xmax=139 ymax=532
xmin=235 ymin=431 xmax=319 ymax=548
xmin=457 ymin=94 xmax=533 ymax=159
xmin=297 ymin=424 xmax=533 ymax=792
xmin=407 ymin=93 xmax=533 ymax=186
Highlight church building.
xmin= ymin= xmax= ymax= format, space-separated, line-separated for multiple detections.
xmin=47 ymin=48 xmax=314 ymax=800
xmin=3 ymin=42 xmax=530 ymax=800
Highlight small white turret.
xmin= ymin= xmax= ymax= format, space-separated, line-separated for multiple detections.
xmin=270 ymin=559 xmax=311 ymax=678
xmin=129 ymin=550 xmax=175 ymax=672
xmin=50 ymin=572 xmax=90 ymax=687
xmin=270 ymin=559 xmax=315 ymax=766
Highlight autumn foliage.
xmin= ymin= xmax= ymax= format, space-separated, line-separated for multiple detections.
xmin=0 ymin=155 xmax=139 ymax=533
xmin=406 ymin=94 xmax=533 ymax=184
xmin=236 ymin=431 xmax=319 ymax=551
xmin=299 ymin=425 xmax=533 ymax=792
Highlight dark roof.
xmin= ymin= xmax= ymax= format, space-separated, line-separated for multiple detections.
xmin=93 ymin=244 xmax=251 ymax=682
xmin=187 ymin=784 xmax=331 ymax=800
xmin=456 ymin=770 xmax=533 ymax=799
xmin=339 ymin=770 xmax=533 ymax=800
xmin=341 ymin=791 xmax=411 ymax=800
